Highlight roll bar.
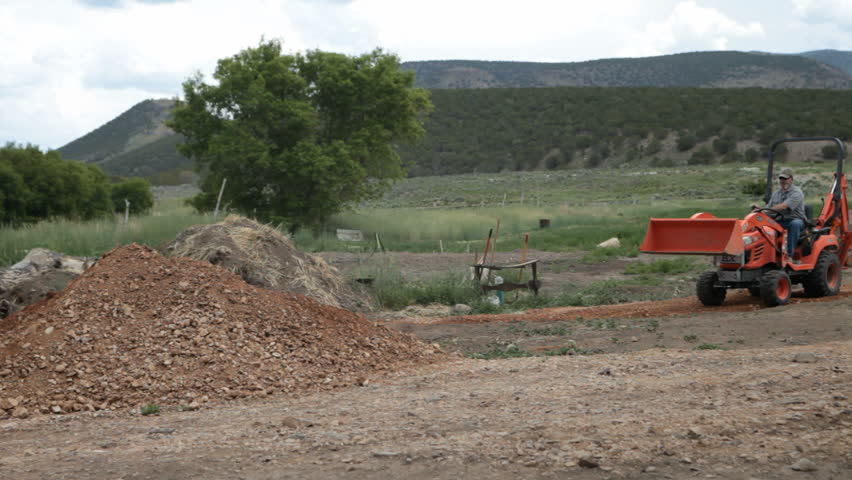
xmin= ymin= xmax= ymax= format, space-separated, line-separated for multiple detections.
xmin=765 ymin=136 xmax=846 ymax=206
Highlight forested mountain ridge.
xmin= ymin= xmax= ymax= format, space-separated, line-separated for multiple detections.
xmin=56 ymin=51 xmax=852 ymax=183
xmin=58 ymin=99 xmax=175 ymax=164
xmin=400 ymin=86 xmax=852 ymax=176
xmin=798 ymin=49 xmax=852 ymax=76
xmin=401 ymin=51 xmax=852 ymax=89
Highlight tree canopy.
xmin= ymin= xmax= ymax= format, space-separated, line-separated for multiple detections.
xmin=0 ymin=143 xmax=114 ymax=224
xmin=169 ymin=40 xmax=432 ymax=229
xmin=111 ymin=177 xmax=154 ymax=215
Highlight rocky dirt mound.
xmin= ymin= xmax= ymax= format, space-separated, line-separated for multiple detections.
xmin=0 ymin=244 xmax=443 ymax=418
xmin=165 ymin=215 xmax=367 ymax=311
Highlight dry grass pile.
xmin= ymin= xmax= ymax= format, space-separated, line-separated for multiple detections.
xmin=165 ymin=216 xmax=366 ymax=310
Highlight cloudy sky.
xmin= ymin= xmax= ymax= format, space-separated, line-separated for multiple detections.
xmin=2 ymin=0 xmax=851 ymax=150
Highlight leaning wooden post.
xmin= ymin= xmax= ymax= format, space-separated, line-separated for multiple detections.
xmin=213 ymin=177 xmax=227 ymax=219
xmin=124 ymin=199 xmax=130 ymax=225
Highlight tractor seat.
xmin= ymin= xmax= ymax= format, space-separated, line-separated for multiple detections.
xmin=804 ymin=204 xmax=817 ymax=228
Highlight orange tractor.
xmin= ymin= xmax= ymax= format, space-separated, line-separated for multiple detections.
xmin=640 ymin=137 xmax=850 ymax=307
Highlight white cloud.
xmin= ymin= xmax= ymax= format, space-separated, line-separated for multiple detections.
xmin=620 ymin=1 xmax=765 ymax=57
xmin=0 ymin=0 xmax=849 ymax=150
xmin=792 ymin=0 xmax=852 ymax=24
xmin=0 ymin=0 xmax=317 ymax=148
xmin=345 ymin=0 xmax=646 ymax=61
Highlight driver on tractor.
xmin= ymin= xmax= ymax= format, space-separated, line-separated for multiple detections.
xmin=750 ymin=167 xmax=806 ymax=260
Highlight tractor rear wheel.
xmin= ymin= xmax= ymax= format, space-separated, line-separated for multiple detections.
xmin=696 ymin=271 xmax=726 ymax=306
xmin=760 ymin=270 xmax=791 ymax=307
xmin=802 ymin=251 xmax=841 ymax=297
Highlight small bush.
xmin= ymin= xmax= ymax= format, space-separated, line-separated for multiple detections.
xmin=712 ymin=136 xmax=736 ymax=155
xmin=468 ymin=343 xmax=533 ymax=359
xmin=645 ymin=139 xmax=662 ymax=156
xmin=507 ymin=322 xmax=569 ymax=336
xmin=111 ymin=177 xmax=154 ymax=215
xmin=694 ymin=343 xmax=723 ymax=350
xmin=741 ymin=179 xmax=766 ymax=196
xmin=542 ymin=344 xmax=599 ymax=356
xmin=624 ymin=258 xmax=697 ymax=275
xmin=368 ymin=271 xmax=480 ymax=310
xmin=745 ymin=148 xmax=760 ymax=163
xmin=140 ymin=404 xmax=160 ymax=416
xmin=822 ymin=145 xmax=838 ymax=159
xmin=650 ymin=156 xmax=676 ymax=168
xmin=687 ymin=147 xmax=714 ymax=165
xmin=721 ymin=150 xmax=744 ymax=163
xmin=677 ymin=134 xmax=697 ymax=151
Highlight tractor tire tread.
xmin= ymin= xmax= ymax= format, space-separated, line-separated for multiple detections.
xmin=802 ymin=251 xmax=841 ymax=297
xmin=696 ymin=271 xmax=726 ymax=306
xmin=760 ymin=270 xmax=791 ymax=307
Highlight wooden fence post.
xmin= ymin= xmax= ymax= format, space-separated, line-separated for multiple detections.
xmin=213 ymin=177 xmax=227 ymax=219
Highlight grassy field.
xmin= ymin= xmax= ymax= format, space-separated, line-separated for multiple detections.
xmin=0 ymin=198 xmax=215 ymax=266
xmin=0 ymin=162 xmax=838 ymax=268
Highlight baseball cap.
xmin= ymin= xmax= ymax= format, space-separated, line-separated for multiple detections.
xmin=778 ymin=167 xmax=793 ymax=179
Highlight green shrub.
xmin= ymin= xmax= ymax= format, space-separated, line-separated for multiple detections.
xmin=542 ymin=344 xmax=599 ymax=356
xmin=741 ymin=179 xmax=766 ymax=196
xmin=687 ymin=147 xmax=714 ymax=165
xmin=367 ymin=271 xmax=480 ymax=310
xmin=721 ymin=150 xmax=744 ymax=163
xmin=140 ymin=404 xmax=160 ymax=416
xmin=677 ymin=134 xmax=697 ymax=151
xmin=745 ymin=148 xmax=760 ymax=162
xmin=468 ymin=343 xmax=533 ymax=359
xmin=624 ymin=258 xmax=697 ymax=275
xmin=650 ymin=156 xmax=676 ymax=167
xmin=645 ymin=139 xmax=662 ymax=155
xmin=111 ymin=177 xmax=154 ymax=215
xmin=822 ymin=145 xmax=839 ymax=159
xmin=712 ymin=136 xmax=736 ymax=155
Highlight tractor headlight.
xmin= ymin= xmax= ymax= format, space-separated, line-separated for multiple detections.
xmin=742 ymin=235 xmax=754 ymax=246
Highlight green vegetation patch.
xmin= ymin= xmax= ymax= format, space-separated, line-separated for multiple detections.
xmin=624 ymin=258 xmax=699 ymax=275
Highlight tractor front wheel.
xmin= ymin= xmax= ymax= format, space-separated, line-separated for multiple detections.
xmin=802 ymin=251 xmax=841 ymax=297
xmin=760 ymin=270 xmax=791 ymax=307
xmin=697 ymin=271 xmax=726 ymax=306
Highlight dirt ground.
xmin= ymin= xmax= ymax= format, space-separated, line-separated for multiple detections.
xmin=1 ymin=250 xmax=851 ymax=479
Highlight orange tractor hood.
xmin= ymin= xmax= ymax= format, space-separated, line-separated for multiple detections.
xmin=639 ymin=215 xmax=745 ymax=256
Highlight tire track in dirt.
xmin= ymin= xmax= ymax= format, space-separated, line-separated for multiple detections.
xmin=389 ymin=284 xmax=852 ymax=325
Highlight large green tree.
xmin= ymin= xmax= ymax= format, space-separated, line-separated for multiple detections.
xmin=169 ymin=40 xmax=432 ymax=229
xmin=0 ymin=144 xmax=115 ymax=224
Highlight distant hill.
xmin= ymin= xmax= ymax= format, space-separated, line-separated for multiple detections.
xmin=57 ymin=50 xmax=852 ymax=183
xmin=58 ymin=99 xmax=175 ymax=164
xmin=402 ymin=51 xmax=852 ymax=89
xmin=57 ymin=99 xmax=195 ymax=184
xmin=798 ymin=49 xmax=852 ymax=76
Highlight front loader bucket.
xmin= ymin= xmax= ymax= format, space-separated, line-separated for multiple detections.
xmin=640 ymin=217 xmax=744 ymax=255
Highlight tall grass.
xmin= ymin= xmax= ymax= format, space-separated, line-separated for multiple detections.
xmin=362 ymin=269 xmax=671 ymax=312
xmin=294 ymin=201 xmax=748 ymax=254
xmin=0 ymin=198 xmax=214 ymax=267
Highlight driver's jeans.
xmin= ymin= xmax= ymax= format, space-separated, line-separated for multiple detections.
xmin=778 ymin=218 xmax=804 ymax=258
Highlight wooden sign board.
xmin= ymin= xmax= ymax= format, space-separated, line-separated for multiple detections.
xmin=336 ymin=229 xmax=364 ymax=242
